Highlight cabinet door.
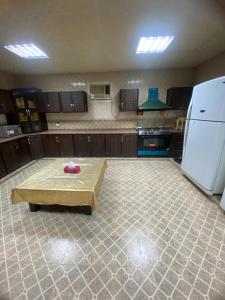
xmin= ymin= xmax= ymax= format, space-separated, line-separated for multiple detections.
xmin=120 ymin=89 xmax=139 ymax=111
xmin=170 ymin=133 xmax=184 ymax=159
xmin=18 ymin=138 xmax=32 ymax=165
xmin=47 ymin=92 xmax=60 ymax=113
xmin=42 ymin=135 xmax=59 ymax=157
xmin=166 ymin=87 xmax=193 ymax=110
xmin=89 ymin=134 xmax=105 ymax=157
xmin=74 ymin=135 xmax=90 ymax=157
xmin=105 ymin=134 xmax=122 ymax=157
xmin=57 ymin=135 xmax=74 ymax=157
xmin=121 ymin=134 xmax=137 ymax=157
xmin=0 ymin=89 xmax=15 ymax=113
xmin=28 ymin=135 xmax=45 ymax=159
xmin=24 ymin=93 xmax=38 ymax=109
xmin=36 ymin=92 xmax=47 ymax=112
xmin=0 ymin=149 xmax=7 ymax=178
xmin=1 ymin=140 xmax=21 ymax=172
xmin=71 ymin=91 xmax=88 ymax=112
xmin=59 ymin=92 xmax=73 ymax=112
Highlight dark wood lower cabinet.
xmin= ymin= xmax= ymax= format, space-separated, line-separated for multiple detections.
xmin=0 ymin=132 xmax=138 ymax=179
xmin=105 ymin=134 xmax=137 ymax=157
xmin=56 ymin=135 xmax=74 ymax=157
xmin=121 ymin=134 xmax=137 ymax=157
xmin=74 ymin=134 xmax=105 ymax=157
xmin=42 ymin=135 xmax=59 ymax=157
xmin=19 ymin=138 xmax=32 ymax=165
xmin=89 ymin=135 xmax=105 ymax=157
xmin=0 ymin=150 xmax=7 ymax=178
xmin=1 ymin=138 xmax=32 ymax=173
xmin=105 ymin=134 xmax=122 ymax=157
xmin=28 ymin=135 xmax=45 ymax=159
xmin=42 ymin=134 xmax=74 ymax=157
xmin=170 ymin=132 xmax=184 ymax=162
xmin=74 ymin=135 xmax=90 ymax=157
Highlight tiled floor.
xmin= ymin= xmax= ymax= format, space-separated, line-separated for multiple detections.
xmin=1 ymin=159 xmax=225 ymax=300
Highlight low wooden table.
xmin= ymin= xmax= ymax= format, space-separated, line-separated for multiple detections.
xmin=11 ymin=158 xmax=107 ymax=215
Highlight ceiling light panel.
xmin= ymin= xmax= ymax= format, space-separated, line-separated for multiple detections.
xmin=4 ymin=43 xmax=48 ymax=58
xmin=136 ymin=36 xmax=175 ymax=53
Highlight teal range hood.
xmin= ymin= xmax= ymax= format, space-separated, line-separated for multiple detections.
xmin=138 ymin=88 xmax=171 ymax=111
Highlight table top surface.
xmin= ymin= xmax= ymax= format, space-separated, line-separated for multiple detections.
xmin=12 ymin=158 xmax=107 ymax=192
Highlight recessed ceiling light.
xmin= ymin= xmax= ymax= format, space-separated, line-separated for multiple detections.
xmin=4 ymin=43 xmax=48 ymax=58
xmin=136 ymin=36 xmax=175 ymax=53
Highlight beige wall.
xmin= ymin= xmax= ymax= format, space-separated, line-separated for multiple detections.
xmin=195 ymin=51 xmax=225 ymax=84
xmin=16 ymin=69 xmax=194 ymax=122
xmin=0 ymin=70 xmax=16 ymax=89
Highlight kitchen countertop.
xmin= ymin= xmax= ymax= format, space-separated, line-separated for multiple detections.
xmin=0 ymin=128 xmax=138 ymax=144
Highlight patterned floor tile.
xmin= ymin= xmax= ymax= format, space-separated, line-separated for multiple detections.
xmin=0 ymin=158 xmax=225 ymax=299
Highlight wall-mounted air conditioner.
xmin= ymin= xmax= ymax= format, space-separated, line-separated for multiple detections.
xmin=89 ymin=83 xmax=111 ymax=100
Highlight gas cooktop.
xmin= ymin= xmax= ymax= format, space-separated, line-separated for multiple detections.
xmin=137 ymin=127 xmax=171 ymax=136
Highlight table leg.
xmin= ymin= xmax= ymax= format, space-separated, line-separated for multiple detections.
xmin=84 ymin=206 xmax=92 ymax=215
xmin=29 ymin=203 xmax=40 ymax=212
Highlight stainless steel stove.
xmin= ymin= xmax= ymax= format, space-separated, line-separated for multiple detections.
xmin=138 ymin=127 xmax=171 ymax=136
xmin=137 ymin=127 xmax=171 ymax=157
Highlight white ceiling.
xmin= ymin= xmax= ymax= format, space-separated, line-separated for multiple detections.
xmin=0 ymin=0 xmax=225 ymax=74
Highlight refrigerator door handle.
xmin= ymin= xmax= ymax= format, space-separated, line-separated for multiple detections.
xmin=183 ymin=103 xmax=193 ymax=155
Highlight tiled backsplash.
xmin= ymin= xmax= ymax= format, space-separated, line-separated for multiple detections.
xmin=48 ymin=116 xmax=180 ymax=130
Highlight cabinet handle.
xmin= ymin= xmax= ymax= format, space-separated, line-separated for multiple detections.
xmin=55 ymin=137 xmax=60 ymax=143
xmin=27 ymin=137 xmax=30 ymax=145
xmin=121 ymin=136 xmax=124 ymax=143
xmin=88 ymin=136 xmax=91 ymax=143
xmin=121 ymin=102 xmax=124 ymax=110
xmin=70 ymin=103 xmax=73 ymax=108
xmin=47 ymin=104 xmax=50 ymax=107
xmin=15 ymin=144 xmax=19 ymax=150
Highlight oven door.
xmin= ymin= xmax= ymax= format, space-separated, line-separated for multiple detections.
xmin=138 ymin=135 xmax=171 ymax=156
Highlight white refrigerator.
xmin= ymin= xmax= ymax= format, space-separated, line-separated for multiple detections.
xmin=181 ymin=76 xmax=225 ymax=196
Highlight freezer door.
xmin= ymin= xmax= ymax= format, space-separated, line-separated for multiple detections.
xmin=181 ymin=120 xmax=225 ymax=192
xmin=190 ymin=76 xmax=225 ymax=122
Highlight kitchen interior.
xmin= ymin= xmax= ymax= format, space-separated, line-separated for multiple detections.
xmin=1 ymin=1 xmax=225 ymax=299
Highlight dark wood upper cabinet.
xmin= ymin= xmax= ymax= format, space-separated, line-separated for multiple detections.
xmin=71 ymin=91 xmax=88 ymax=112
xmin=121 ymin=134 xmax=137 ymax=157
xmin=120 ymin=89 xmax=139 ymax=111
xmin=8 ymin=91 xmax=48 ymax=134
xmin=56 ymin=135 xmax=74 ymax=157
xmin=105 ymin=134 xmax=122 ymax=157
xmin=59 ymin=92 xmax=73 ymax=112
xmin=36 ymin=92 xmax=47 ymax=112
xmin=0 ymin=89 xmax=15 ymax=114
xmin=0 ymin=149 xmax=7 ymax=178
xmin=36 ymin=92 xmax=60 ymax=113
xmin=89 ymin=134 xmax=105 ymax=157
xmin=166 ymin=87 xmax=193 ymax=110
xmin=47 ymin=92 xmax=60 ymax=112
xmin=60 ymin=91 xmax=88 ymax=113
xmin=28 ymin=135 xmax=45 ymax=159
